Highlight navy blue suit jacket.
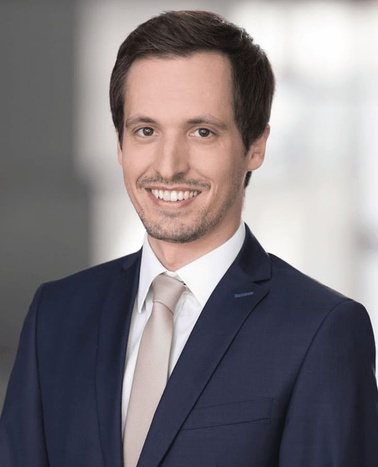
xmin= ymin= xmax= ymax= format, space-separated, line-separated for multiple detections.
xmin=1 ymin=227 xmax=378 ymax=466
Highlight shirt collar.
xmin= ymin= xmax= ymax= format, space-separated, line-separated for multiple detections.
xmin=136 ymin=240 xmax=166 ymax=313
xmin=137 ymin=222 xmax=245 ymax=312
xmin=177 ymin=222 xmax=245 ymax=307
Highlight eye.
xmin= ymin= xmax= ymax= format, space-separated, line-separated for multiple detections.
xmin=192 ymin=128 xmax=213 ymax=138
xmin=135 ymin=127 xmax=155 ymax=137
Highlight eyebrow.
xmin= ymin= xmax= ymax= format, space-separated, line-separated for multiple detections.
xmin=187 ymin=115 xmax=228 ymax=130
xmin=125 ymin=114 xmax=228 ymax=130
xmin=125 ymin=116 xmax=157 ymax=128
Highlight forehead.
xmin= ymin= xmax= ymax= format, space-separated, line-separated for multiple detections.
xmin=123 ymin=52 xmax=234 ymax=117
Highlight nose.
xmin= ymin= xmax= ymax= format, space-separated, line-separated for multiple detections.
xmin=153 ymin=133 xmax=189 ymax=180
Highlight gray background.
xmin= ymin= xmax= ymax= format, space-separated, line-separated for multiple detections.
xmin=0 ymin=2 xmax=89 ymax=408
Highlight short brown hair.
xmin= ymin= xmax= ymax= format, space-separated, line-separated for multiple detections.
xmin=110 ymin=10 xmax=275 ymax=185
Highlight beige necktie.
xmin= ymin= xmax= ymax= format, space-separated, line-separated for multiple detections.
xmin=124 ymin=274 xmax=186 ymax=467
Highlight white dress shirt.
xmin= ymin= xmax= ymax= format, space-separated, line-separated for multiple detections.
xmin=121 ymin=222 xmax=246 ymax=433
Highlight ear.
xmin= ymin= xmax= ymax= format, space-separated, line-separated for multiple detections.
xmin=246 ymin=124 xmax=270 ymax=171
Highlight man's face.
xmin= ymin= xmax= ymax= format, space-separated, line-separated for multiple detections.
xmin=118 ymin=52 xmax=268 ymax=247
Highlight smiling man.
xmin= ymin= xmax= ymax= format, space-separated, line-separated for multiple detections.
xmin=1 ymin=10 xmax=378 ymax=467
xmin=117 ymin=51 xmax=267 ymax=268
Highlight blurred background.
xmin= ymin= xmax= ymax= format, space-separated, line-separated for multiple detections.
xmin=1 ymin=0 xmax=377 ymax=410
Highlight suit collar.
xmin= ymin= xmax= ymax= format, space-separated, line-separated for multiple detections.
xmin=96 ymin=251 xmax=141 ymax=467
xmin=234 ymin=223 xmax=271 ymax=282
xmin=137 ymin=226 xmax=271 ymax=466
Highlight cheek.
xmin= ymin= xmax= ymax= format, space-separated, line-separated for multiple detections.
xmin=121 ymin=154 xmax=141 ymax=180
xmin=121 ymin=144 xmax=153 ymax=176
xmin=211 ymin=157 xmax=246 ymax=185
xmin=192 ymin=151 xmax=233 ymax=181
xmin=120 ymin=161 xmax=136 ymax=193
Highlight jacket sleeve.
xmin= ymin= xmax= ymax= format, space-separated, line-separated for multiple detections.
xmin=0 ymin=285 xmax=49 ymax=467
xmin=279 ymin=300 xmax=378 ymax=467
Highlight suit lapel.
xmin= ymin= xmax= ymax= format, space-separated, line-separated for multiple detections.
xmin=137 ymin=228 xmax=271 ymax=466
xmin=95 ymin=252 xmax=141 ymax=467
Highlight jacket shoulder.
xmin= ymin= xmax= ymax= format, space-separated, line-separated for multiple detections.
xmin=40 ymin=250 xmax=141 ymax=297
xmin=268 ymin=253 xmax=355 ymax=306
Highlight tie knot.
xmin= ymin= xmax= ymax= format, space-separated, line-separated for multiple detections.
xmin=151 ymin=274 xmax=186 ymax=314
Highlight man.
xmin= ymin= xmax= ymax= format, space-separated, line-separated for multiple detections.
xmin=1 ymin=10 xmax=377 ymax=467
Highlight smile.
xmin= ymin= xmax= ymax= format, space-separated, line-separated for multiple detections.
xmin=150 ymin=189 xmax=199 ymax=202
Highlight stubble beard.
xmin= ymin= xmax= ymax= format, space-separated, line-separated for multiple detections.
xmin=135 ymin=179 xmax=245 ymax=245
xmin=138 ymin=207 xmax=226 ymax=244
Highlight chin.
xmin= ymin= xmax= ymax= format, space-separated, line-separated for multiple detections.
xmin=146 ymin=225 xmax=204 ymax=244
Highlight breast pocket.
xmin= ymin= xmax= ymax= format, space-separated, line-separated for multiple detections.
xmin=182 ymin=397 xmax=273 ymax=431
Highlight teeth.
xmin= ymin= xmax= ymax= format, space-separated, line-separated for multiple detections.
xmin=151 ymin=189 xmax=199 ymax=202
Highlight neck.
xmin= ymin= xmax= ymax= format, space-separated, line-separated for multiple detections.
xmin=148 ymin=222 xmax=241 ymax=271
